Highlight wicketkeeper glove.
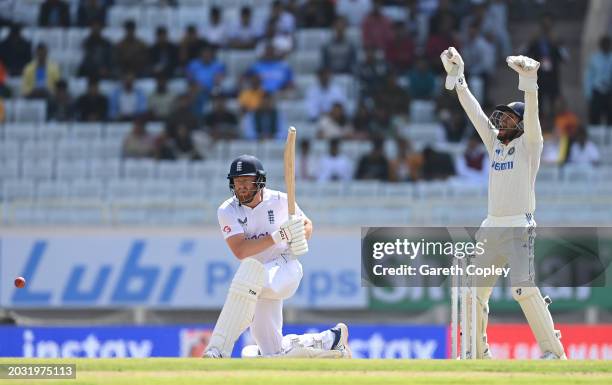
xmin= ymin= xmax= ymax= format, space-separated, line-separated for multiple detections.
xmin=272 ymin=216 xmax=305 ymax=244
xmin=506 ymin=55 xmax=540 ymax=92
xmin=440 ymin=47 xmax=465 ymax=90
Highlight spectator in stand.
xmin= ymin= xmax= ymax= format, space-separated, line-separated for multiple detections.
xmin=179 ymin=25 xmax=205 ymax=67
xmin=122 ymin=117 xmax=155 ymax=159
xmin=322 ymin=17 xmax=356 ymax=74
xmin=148 ymin=74 xmax=175 ymax=120
xmin=228 ymin=6 xmax=260 ymax=50
xmin=461 ymin=21 xmax=496 ymax=104
xmin=487 ymin=0 xmax=512 ymax=58
xmin=422 ymin=145 xmax=455 ymax=181
xmin=0 ymin=59 xmax=10 ymax=97
xmin=247 ymin=44 xmax=294 ymax=94
xmin=0 ymin=24 xmax=32 ymax=76
xmin=455 ymin=134 xmax=488 ymax=184
xmin=172 ymin=124 xmax=203 ymax=160
xmin=114 ymin=20 xmax=149 ymax=78
xmin=369 ymin=106 xmax=398 ymax=138
xmin=186 ymin=44 xmax=225 ymax=97
xmin=553 ymin=96 xmax=579 ymax=138
xmin=149 ymin=26 xmax=178 ymax=78
xmin=355 ymin=137 xmax=390 ymax=181
xmin=584 ymin=35 xmax=612 ymax=125
xmin=154 ymin=129 xmax=176 ymax=160
xmin=385 ymin=21 xmax=415 ymax=73
xmin=317 ymin=102 xmax=353 ymax=139
xmin=204 ymin=95 xmax=239 ymax=140
xmin=78 ymin=20 xmax=113 ymax=79
xmin=436 ymin=80 xmax=467 ymax=142
xmin=425 ymin=14 xmax=459 ymax=73
xmin=356 ymin=47 xmax=388 ymax=102
xmin=166 ymin=93 xmax=200 ymax=137
xmin=183 ymin=79 xmax=208 ymax=121
xmin=21 ymin=43 xmax=60 ymax=99
xmin=402 ymin=0 xmax=420 ymax=41
xmin=352 ymin=100 xmax=372 ymax=139
xmin=407 ymin=56 xmax=436 ymax=100
xmin=541 ymin=128 xmax=567 ymax=166
xmin=238 ymin=74 xmax=265 ymax=113
xmin=256 ymin=20 xmax=294 ymax=58
xmin=525 ymin=15 xmax=567 ymax=117
xmin=460 ymin=1 xmax=511 ymax=60
xmin=204 ymin=6 xmax=227 ymax=48
xmin=47 ymin=79 xmax=74 ymax=121
xmin=243 ymin=92 xmax=286 ymax=140
xmin=374 ymin=71 xmax=410 ymax=118
xmin=268 ymin=0 xmax=296 ymax=34
xmin=336 ymin=0 xmax=372 ymax=27
xmin=568 ymin=126 xmax=600 ymax=166
xmin=428 ymin=0 xmax=459 ymax=37
xmin=318 ymin=138 xmax=353 ymax=182
xmin=298 ymin=0 xmax=336 ymax=29
xmin=109 ymin=73 xmax=147 ymax=121
xmin=305 ymin=68 xmax=347 ymax=121
xmin=75 ymin=77 xmax=108 ymax=121
xmin=77 ymin=0 xmax=107 ymax=27
xmin=39 ymin=0 xmax=70 ymax=27
xmin=297 ymin=139 xmax=316 ymax=180
xmin=361 ymin=0 xmax=393 ymax=51
xmin=389 ymin=137 xmax=422 ymax=182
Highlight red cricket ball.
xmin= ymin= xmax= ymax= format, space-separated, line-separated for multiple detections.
xmin=14 ymin=277 xmax=26 ymax=288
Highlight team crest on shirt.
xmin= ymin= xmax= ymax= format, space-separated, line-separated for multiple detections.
xmin=268 ymin=210 xmax=275 ymax=224
xmin=237 ymin=217 xmax=247 ymax=230
xmin=508 ymin=147 xmax=515 ymax=155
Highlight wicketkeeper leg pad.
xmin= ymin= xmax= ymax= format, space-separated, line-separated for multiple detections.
xmin=512 ymin=285 xmax=566 ymax=359
xmin=206 ymin=258 xmax=267 ymax=357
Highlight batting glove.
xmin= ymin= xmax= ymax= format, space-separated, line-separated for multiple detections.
xmin=272 ymin=217 xmax=305 ymax=244
xmin=506 ymin=55 xmax=540 ymax=92
xmin=440 ymin=47 xmax=465 ymax=90
xmin=290 ymin=238 xmax=309 ymax=256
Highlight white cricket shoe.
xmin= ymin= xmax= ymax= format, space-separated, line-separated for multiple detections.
xmin=203 ymin=347 xmax=223 ymax=358
xmin=331 ymin=323 xmax=352 ymax=358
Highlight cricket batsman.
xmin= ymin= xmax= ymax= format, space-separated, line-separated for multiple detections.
xmin=441 ymin=47 xmax=566 ymax=359
xmin=204 ymin=155 xmax=351 ymax=358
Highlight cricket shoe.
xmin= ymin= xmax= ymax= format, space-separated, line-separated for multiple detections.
xmin=203 ymin=347 xmax=223 ymax=358
xmin=540 ymin=351 xmax=567 ymax=360
xmin=330 ymin=323 xmax=352 ymax=358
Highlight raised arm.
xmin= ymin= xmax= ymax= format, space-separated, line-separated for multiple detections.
xmin=506 ymin=55 xmax=543 ymax=145
xmin=441 ymin=47 xmax=496 ymax=153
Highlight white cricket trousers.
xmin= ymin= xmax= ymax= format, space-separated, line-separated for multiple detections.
xmin=250 ymin=256 xmax=303 ymax=355
xmin=475 ymin=213 xmax=536 ymax=287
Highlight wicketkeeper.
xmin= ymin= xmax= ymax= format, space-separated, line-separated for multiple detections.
xmin=442 ymin=47 xmax=566 ymax=359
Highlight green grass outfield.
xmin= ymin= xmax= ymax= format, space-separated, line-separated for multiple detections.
xmin=0 ymin=358 xmax=610 ymax=385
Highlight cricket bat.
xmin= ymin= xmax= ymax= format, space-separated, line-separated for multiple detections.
xmin=284 ymin=126 xmax=296 ymax=217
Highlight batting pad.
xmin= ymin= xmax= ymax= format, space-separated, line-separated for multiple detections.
xmin=512 ymin=286 xmax=566 ymax=358
xmin=206 ymin=258 xmax=267 ymax=357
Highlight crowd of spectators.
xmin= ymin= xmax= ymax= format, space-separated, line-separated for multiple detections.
xmin=0 ymin=0 xmax=604 ymax=181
